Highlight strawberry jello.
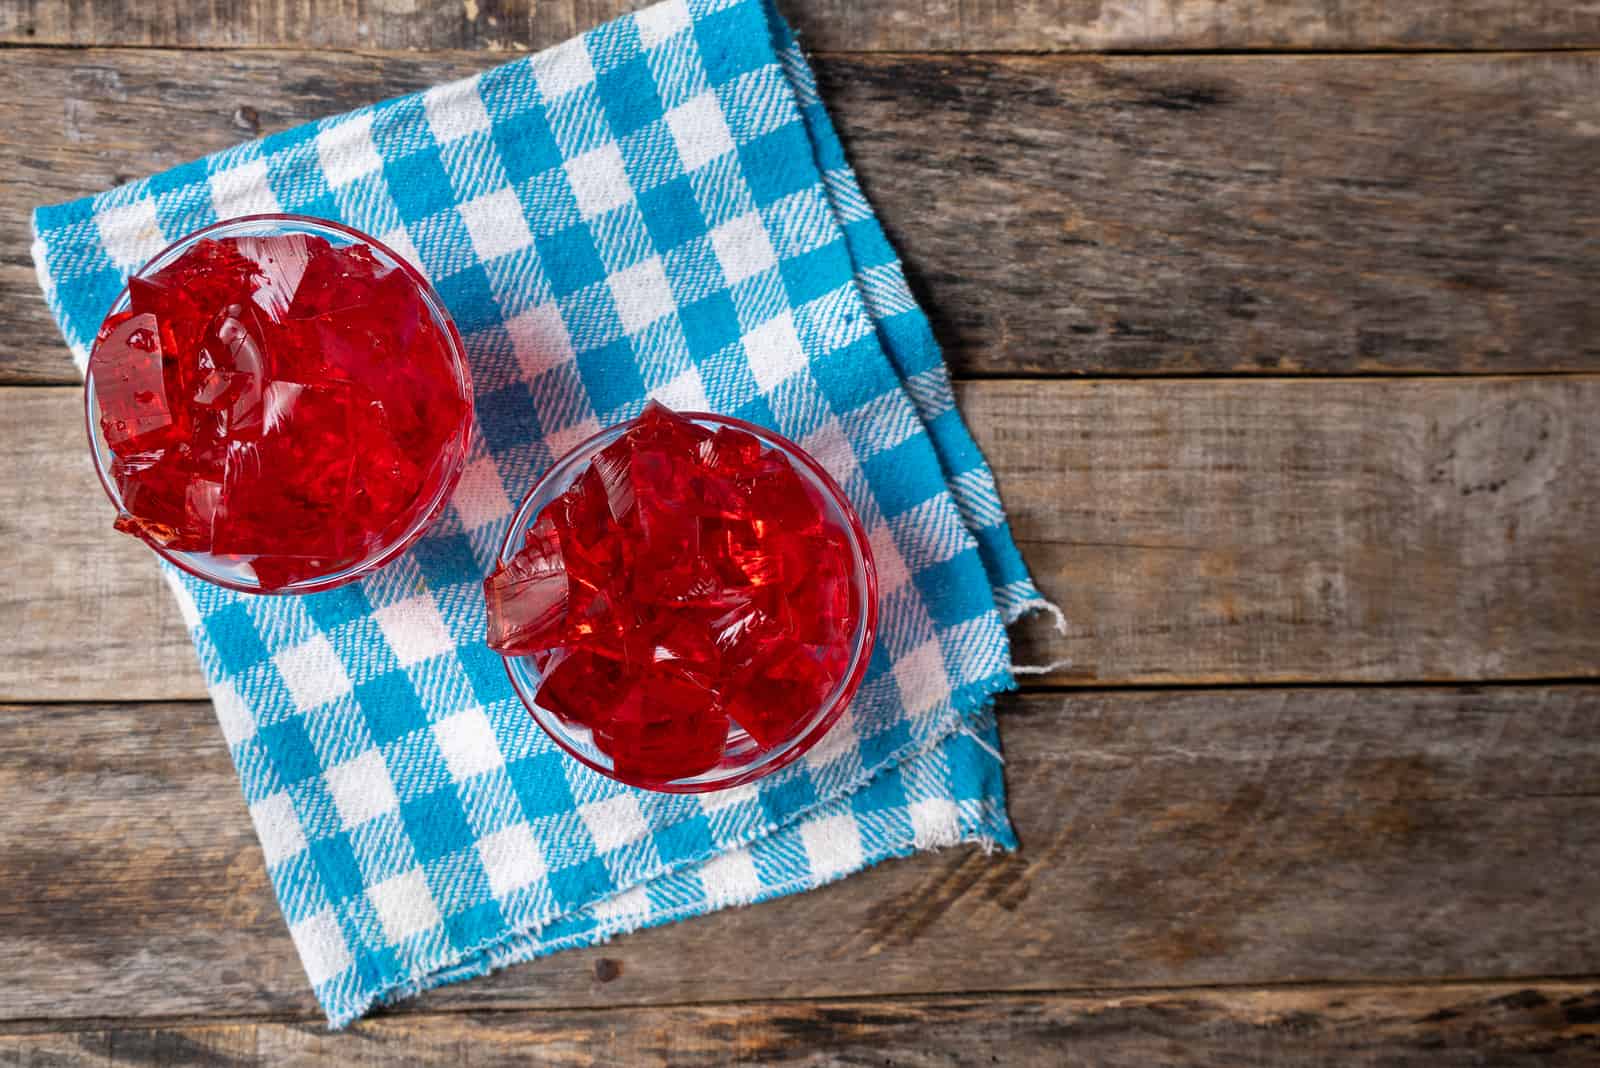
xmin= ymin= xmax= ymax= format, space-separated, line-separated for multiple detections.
xmin=85 ymin=215 xmax=473 ymax=593
xmin=486 ymin=403 xmax=877 ymax=792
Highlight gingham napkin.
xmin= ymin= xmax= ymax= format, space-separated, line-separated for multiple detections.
xmin=32 ymin=0 xmax=1054 ymax=1027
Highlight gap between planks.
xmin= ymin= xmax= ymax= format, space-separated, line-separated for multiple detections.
xmin=4 ymin=0 xmax=1600 ymax=54
xmin=0 ymin=976 xmax=1597 ymax=1036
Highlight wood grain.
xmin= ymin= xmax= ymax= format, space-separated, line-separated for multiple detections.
xmin=2 ymin=687 xmax=1598 ymax=1021
xmin=9 ymin=50 xmax=1600 ymax=383
xmin=3 ymin=984 xmax=1598 ymax=1065
xmin=0 ymin=390 xmax=199 ymax=702
xmin=3 ymin=0 xmax=1598 ymax=53
xmin=5 ymin=377 xmax=1598 ymax=701
xmin=990 ymin=376 xmax=1600 ymax=684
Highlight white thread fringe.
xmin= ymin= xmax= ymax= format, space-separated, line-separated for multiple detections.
xmin=1007 ymin=594 xmax=1070 ymax=675
xmin=1011 ymin=658 xmax=1075 ymax=676
xmin=957 ymin=722 xmax=1006 ymax=765
xmin=1009 ymin=596 xmax=1068 ymax=634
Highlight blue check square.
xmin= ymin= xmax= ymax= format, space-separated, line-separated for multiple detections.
xmin=402 ymin=790 xmax=477 ymax=863
xmin=385 ymin=153 xmax=454 ymax=223
xmin=638 ymin=175 xmax=704 ymax=250
xmin=259 ymin=717 xmax=324 ymax=787
xmin=357 ymin=671 xmax=430 ymax=746
xmin=494 ymin=110 xmax=563 ymax=185
xmin=598 ymin=55 xmax=665 ymax=137
xmin=538 ymin=224 xmax=608 ymax=296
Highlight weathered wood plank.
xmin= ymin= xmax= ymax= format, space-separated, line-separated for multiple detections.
xmin=0 ymin=390 xmax=200 ymax=702
xmin=3 ymin=0 xmax=1598 ymax=53
xmin=832 ymin=53 xmax=1600 ymax=378
xmin=2 ymin=688 xmax=1598 ymax=1021
xmin=5 ymin=377 xmax=1598 ymax=702
xmin=9 ymin=50 xmax=1600 ymax=383
xmin=991 ymin=376 xmax=1600 ymax=684
xmin=3 ymin=984 xmax=1598 ymax=1066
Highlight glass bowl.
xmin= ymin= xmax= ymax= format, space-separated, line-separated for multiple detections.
xmin=496 ymin=412 xmax=879 ymax=793
xmin=85 ymin=214 xmax=474 ymax=595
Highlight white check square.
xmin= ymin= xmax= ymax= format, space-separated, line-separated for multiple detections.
xmin=533 ymin=36 xmax=596 ymax=100
xmin=326 ymin=749 xmax=400 ymax=829
xmin=869 ymin=521 xmax=911 ymax=595
xmin=249 ymin=791 xmax=307 ymax=866
xmin=274 ymin=634 xmax=353 ymax=711
xmin=894 ymin=639 xmax=950 ymax=717
xmin=800 ymin=813 xmax=864 ymax=881
xmin=452 ymin=456 xmax=514 ymax=531
xmin=211 ymin=677 xmax=256 ymax=747
xmin=654 ymin=365 xmax=710 ymax=412
xmin=507 ymin=302 xmax=576 ymax=380
xmin=666 ymin=93 xmax=735 ymax=172
xmin=698 ymin=780 xmax=759 ymax=814
xmin=805 ymin=712 xmax=857 ymax=771
xmin=579 ymin=793 xmax=649 ymax=853
xmin=635 ymin=0 xmax=691 ymax=47
xmin=909 ymin=797 xmax=960 ymax=849
xmin=369 ymin=868 xmax=442 ymax=943
xmin=95 ymin=199 xmax=167 ymax=271
xmin=433 ymin=707 xmax=504 ymax=781
xmin=477 ymin=822 xmax=546 ymax=898
xmin=743 ymin=311 xmax=807 ymax=392
xmin=378 ymin=226 xmax=426 ymax=274
xmin=458 ymin=186 xmax=535 ymax=261
xmin=610 ymin=256 xmax=676 ymax=334
xmin=208 ymin=158 xmax=283 ymax=219
xmin=800 ymin=420 xmax=862 ymax=490
xmin=544 ymin=416 xmax=601 ymax=462
xmin=698 ymin=848 xmax=762 ymax=905
xmin=564 ymin=143 xmax=633 ymax=219
xmin=316 ymin=113 xmax=384 ymax=189
xmin=290 ymin=909 xmax=353 ymax=986
xmin=372 ymin=594 xmax=455 ymax=668
xmin=592 ymin=884 xmax=650 ymax=921
xmin=424 ymin=75 xmax=492 ymax=144
xmin=711 ymin=211 xmax=777 ymax=286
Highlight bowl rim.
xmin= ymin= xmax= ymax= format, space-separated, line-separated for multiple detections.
xmin=495 ymin=410 xmax=880 ymax=793
xmin=84 ymin=212 xmax=475 ymax=596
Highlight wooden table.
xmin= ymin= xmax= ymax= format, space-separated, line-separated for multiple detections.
xmin=3 ymin=1 xmax=1598 ymax=1063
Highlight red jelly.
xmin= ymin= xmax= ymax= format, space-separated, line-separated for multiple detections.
xmin=87 ymin=217 xmax=472 ymax=592
xmin=485 ymin=403 xmax=876 ymax=790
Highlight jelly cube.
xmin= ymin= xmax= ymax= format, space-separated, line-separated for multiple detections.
xmin=625 ymin=611 xmax=720 ymax=679
xmin=130 ymin=239 xmax=257 ymax=357
xmin=484 ymin=516 xmax=569 ymax=655
xmin=725 ymin=640 xmax=834 ymax=748
xmin=697 ymin=424 xmax=763 ymax=478
xmin=553 ymin=470 xmax=630 ymax=592
xmin=743 ymin=454 xmax=824 ymax=535
xmin=565 ymin=581 xmax=628 ymax=650
xmin=91 ymin=311 xmax=182 ymax=457
xmin=190 ymin=303 xmax=269 ymax=440
xmin=632 ymin=400 xmax=711 ymax=451
xmin=234 ymin=233 xmax=323 ymax=320
xmin=598 ymin=666 xmax=727 ymax=780
xmin=110 ymin=451 xmax=217 ymax=553
xmin=537 ymin=648 xmax=628 ymax=729
xmin=211 ymin=382 xmax=367 ymax=564
xmin=285 ymin=238 xmax=386 ymax=319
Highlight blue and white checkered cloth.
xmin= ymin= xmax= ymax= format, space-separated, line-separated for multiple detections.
xmin=32 ymin=0 xmax=1055 ymax=1027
